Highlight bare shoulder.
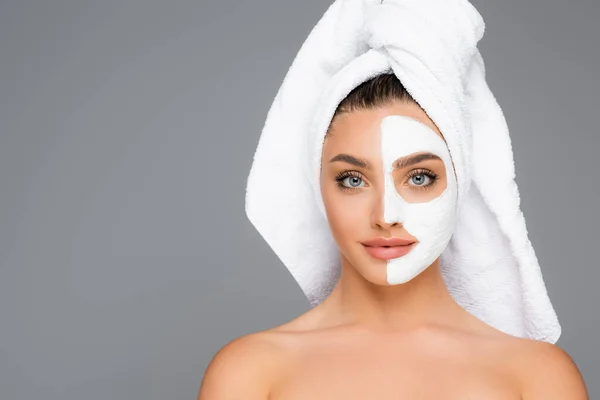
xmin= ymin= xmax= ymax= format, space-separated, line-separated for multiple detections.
xmin=508 ymin=338 xmax=589 ymax=399
xmin=455 ymin=315 xmax=588 ymax=399
xmin=197 ymin=330 xmax=290 ymax=400
xmin=196 ymin=307 xmax=328 ymax=399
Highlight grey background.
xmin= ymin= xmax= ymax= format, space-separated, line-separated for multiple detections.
xmin=0 ymin=0 xmax=597 ymax=398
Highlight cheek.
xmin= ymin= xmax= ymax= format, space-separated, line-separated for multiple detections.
xmin=322 ymin=184 xmax=369 ymax=243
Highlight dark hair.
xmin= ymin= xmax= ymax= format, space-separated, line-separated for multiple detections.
xmin=326 ymin=73 xmax=416 ymax=137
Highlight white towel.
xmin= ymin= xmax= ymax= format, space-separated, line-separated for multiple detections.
xmin=245 ymin=0 xmax=561 ymax=343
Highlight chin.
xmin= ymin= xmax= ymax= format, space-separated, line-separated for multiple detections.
xmin=343 ymin=252 xmax=390 ymax=285
xmin=364 ymin=272 xmax=390 ymax=286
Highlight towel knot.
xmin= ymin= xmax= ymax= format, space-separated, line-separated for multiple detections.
xmin=364 ymin=0 xmax=485 ymax=91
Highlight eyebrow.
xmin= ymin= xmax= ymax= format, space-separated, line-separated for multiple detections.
xmin=328 ymin=152 xmax=441 ymax=170
xmin=395 ymin=152 xmax=442 ymax=169
xmin=328 ymin=153 xmax=372 ymax=169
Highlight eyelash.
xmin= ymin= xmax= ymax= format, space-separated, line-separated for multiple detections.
xmin=335 ymin=171 xmax=364 ymax=192
xmin=334 ymin=169 xmax=438 ymax=192
xmin=406 ymin=169 xmax=438 ymax=190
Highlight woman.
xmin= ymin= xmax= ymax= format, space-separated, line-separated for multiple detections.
xmin=199 ymin=0 xmax=589 ymax=398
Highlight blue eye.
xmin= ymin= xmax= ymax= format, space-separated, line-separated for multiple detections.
xmin=335 ymin=171 xmax=366 ymax=191
xmin=409 ymin=173 xmax=431 ymax=186
xmin=407 ymin=169 xmax=438 ymax=189
xmin=344 ymin=176 xmax=364 ymax=187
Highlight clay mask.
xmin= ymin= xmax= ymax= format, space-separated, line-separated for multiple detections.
xmin=380 ymin=115 xmax=458 ymax=284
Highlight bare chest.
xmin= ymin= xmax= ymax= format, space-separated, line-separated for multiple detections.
xmin=269 ymin=345 xmax=521 ymax=400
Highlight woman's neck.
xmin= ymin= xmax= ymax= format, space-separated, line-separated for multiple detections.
xmin=320 ymin=258 xmax=465 ymax=332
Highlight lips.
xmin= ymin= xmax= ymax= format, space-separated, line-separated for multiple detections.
xmin=361 ymin=237 xmax=416 ymax=260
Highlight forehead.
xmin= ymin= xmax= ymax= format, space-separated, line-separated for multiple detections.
xmin=324 ymin=101 xmax=445 ymax=151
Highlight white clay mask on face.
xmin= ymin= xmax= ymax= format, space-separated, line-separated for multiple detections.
xmin=379 ymin=115 xmax=458 ymax=284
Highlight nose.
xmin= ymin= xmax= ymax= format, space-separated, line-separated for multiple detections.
xmin=374 ymin=219 xmax=400 ymax=230
xmin=371 ymin=191 xmax=403 ymax=230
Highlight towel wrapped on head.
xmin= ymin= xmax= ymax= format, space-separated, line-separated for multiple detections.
xmin=245 ymin=0 xmax=561 ymax=343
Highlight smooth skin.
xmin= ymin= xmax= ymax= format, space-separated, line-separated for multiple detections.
xmin=198 ymin=100 xmax=589 ymax=399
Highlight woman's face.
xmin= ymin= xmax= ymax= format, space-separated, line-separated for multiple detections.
xmin=320 ymin=100 xmax=458 ymax=286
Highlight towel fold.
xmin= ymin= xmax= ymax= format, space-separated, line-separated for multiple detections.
xmin=245 ymin=0 xmax=561 ymax=343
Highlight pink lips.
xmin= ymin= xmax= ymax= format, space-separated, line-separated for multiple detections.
xmin=361 ymin=237 xmax=416 ymax=261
